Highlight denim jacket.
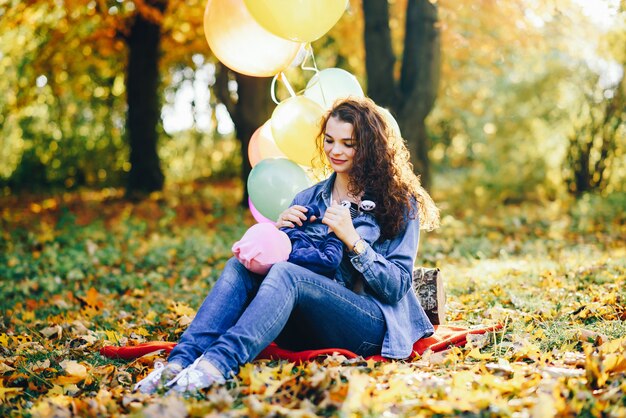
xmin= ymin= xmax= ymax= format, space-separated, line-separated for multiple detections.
xmin=290 ymin=174 xmax=434 ymax=358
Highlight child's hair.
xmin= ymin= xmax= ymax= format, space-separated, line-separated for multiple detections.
xmin=316 ymin=97 xmax=439 ymax=238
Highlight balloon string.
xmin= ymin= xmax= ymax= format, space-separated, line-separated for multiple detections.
xmin=280 ymin=72 xmax=297 ymax=98
xmin=300 ymin=43 xmax=319 ymax=74
xmin=270 ymin=74 xmax=280 ymax=105
xmin=270 ymin=72 xmax=297 ymax=105
xmin=300 ymin=44 xmax=328 ymax=107
xmin=270 ymin=44 xmax=321 ymax=105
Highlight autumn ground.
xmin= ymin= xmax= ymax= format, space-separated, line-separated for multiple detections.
xmin=1 ymin=179 xmax=625 ymax=417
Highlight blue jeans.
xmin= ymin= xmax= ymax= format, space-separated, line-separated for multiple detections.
xmin=168 ymin=257 xmax=387 ymax=378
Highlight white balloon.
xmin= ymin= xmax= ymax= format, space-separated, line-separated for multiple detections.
xmin=304 ymin=68 xmax=364 ymax=109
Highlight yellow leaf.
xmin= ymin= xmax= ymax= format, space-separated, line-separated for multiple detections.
xmin=531 ymin=393 xmax=558 ymax=418
xmin=424 ymin=399 xmax=454 ymax=414
xmin=171 ymin=302 xmax=195 ymax=317
xmin=366 ymin=358 xmax=378 ymax=369
xmin=21 ymin=311 xmax=35 ymax=321
xmin=47 ymin=385 xmax=64 ymax=396
xmin=145 ymin=310 xmax=158 ymax=322
xmin=11 ymin=335 xmax=32 ymax=344
xmin=341 ymin=373 xmax=371 ymax=413
xmin=132 ymin=327 xmax=151 ymax=337
xmin=600 ymin=337 xmax=626 ymax=354
xmin=0 ymin=334 xmax=9 ymax=347
xmin=602 ymin=354 xmax=626 ymax=375
xmin=467 ymin=348 xmax=493 ymax=360
xmin=0 ymin=381 xmax=22 ymax=402
xmin=104 ymin=330 xmax=124 ymax=342
xmin=237 ymin=363 xmax=254 ymax=384
xmin=54 ymin=360 xmax=88 ymax=385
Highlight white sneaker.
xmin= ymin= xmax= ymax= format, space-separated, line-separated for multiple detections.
xmin=165 ymin=357 xmax=225 ymax=393
xmin=134 ymin=361 xmax=183 ymax=394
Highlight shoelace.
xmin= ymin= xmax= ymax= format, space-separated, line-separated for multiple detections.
xmin=165 ymin=357 xmax=202 ymax=389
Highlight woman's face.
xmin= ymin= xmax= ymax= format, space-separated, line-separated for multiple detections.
xmin=323 ymin=116 xmax=356 ymax=174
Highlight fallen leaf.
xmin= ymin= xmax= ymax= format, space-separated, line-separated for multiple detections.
xmin=54 ymin=360 xmax=88 ymax=385
xmin=40 ymin=325 xmax=63 ymax=339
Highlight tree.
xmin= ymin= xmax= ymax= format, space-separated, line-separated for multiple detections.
xmin=0 ymin=0 xmax=207 ymax=194
xmin=125 ymin=1 xmax=167 ymax=196
xmin=215 ymin=68 xmax=274 ymax=206
xmin=565 ymin=71 xmax=625 ymax=196
xmin=0 ymin=0 xmax=269 ymax=199
xmin=362 ymin=0 xmax=440 ymax=189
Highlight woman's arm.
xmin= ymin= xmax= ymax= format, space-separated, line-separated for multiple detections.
xmin=349 ymin=217 xmax=419 ymax=304
xmin=323 ymin=202 xmax=419 ymax=304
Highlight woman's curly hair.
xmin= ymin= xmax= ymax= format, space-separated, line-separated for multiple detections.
xmin=315 ymin=97 xmax=440 ymax=239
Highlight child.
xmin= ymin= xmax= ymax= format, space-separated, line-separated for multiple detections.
xmin=233 ymin=196 xmax=379 ymax=282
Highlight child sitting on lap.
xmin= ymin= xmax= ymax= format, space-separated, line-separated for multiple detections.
xmin=233 ymin=197 xmax=379 ymax=282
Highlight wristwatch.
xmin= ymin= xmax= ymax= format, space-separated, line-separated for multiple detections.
xmin=351 ymin=237 xmax=367 ymax=255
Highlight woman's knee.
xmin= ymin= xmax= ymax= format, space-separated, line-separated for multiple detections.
xmin=218 ymin=257 xmax=257 ymax=288
xmin=264 ymin=262 xmax=326 ymax=299
xmin=264 ymin=261 xmax=299 ymax=288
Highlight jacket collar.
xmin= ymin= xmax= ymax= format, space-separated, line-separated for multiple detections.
xmin=316 ymin=172 xmax=336 ymax=207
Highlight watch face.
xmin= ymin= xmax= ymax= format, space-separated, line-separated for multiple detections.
xmin=354 ymin=239 xmax=367 ymax=254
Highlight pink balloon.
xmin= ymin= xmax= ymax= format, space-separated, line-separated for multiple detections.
xmin=248 ymin=197 xmax=273 ymax=223
xmin=232 ymin=223 xmax=292 ymax=274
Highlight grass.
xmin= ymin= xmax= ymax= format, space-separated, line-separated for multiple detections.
xmin=0 ymin=179 xmax=624 ymax=416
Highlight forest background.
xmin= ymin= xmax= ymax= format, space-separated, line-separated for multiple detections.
xmin=0 ymin=0 xmax=625 ymax=416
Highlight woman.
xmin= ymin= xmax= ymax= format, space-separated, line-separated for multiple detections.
xmin=135 ymin=97 xmax=440 ymax=394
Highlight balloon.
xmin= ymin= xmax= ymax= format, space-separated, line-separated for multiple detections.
xmin=232 ymin=223 xmax=291 ymax=274
xmin=300 ymin=165 xmax=329 ymax=184
xmin=304 ymin=68 xmax=365 ymax=109
xmin=271 ymin=96 xmax=325 ymax=167
xmin=248 ymin=197 xmax=273 ymax=223
xmin=243 ymin=0 xmax=348 ymax=43
xmin=248 ymin=121 xmax=286 ymax=167
xmin=248 ymin=158 xmax=312 ymax=221
xmin=204 ymin=0 xmax=302 ymax=77
xmin=376 ymin=106 xmax=401 ymax=138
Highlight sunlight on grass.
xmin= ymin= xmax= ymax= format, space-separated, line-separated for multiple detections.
xmin=0 ymin=181 xmax=624 ymax=417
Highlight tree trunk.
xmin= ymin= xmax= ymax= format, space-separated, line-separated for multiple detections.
xmin=216 ymin=67 xmax=274 ymax=206
xmin=125 ymin=5 xmax=165 ymax=197
xmin=363 ymin=0 xmax=440 ymax=189
xmin=363 ymin=0 xmax=397 ymax=108
xmin=234 ymin=74 xmax=274 ymax=206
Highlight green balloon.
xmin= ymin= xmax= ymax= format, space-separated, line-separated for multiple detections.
xmin=248 ymin=158 xmax=312 ymax=221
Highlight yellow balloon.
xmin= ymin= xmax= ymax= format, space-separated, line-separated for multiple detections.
xmin=243 ymin=0 xmax=348 ymax=42
xmin=248 ymin=121 xmax=286 ymax=167
xmin=271 ymin=96 xmax=325 ymax=167
xmin=204 ymin=0 xmax=302 ymax=77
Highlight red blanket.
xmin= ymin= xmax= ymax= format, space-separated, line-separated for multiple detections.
xmin=100 ymin=324 xmax=501 ymax=362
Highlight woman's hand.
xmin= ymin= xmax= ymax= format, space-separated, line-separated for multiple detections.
xmin=276 ymin=205 xmax=315 ymax=228
xmin=322 ymin=201 xmax=360 ymax=247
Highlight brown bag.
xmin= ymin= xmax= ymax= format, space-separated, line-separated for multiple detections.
xmin=412 ymin=267 xmax=446 ymax=325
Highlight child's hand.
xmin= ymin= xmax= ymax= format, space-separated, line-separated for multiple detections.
xmin=276 ymin=205 xmax=315 ymax=228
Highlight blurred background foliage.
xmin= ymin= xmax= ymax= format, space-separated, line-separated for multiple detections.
xmin=0 ymin=0 xmax=624 ymax=205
